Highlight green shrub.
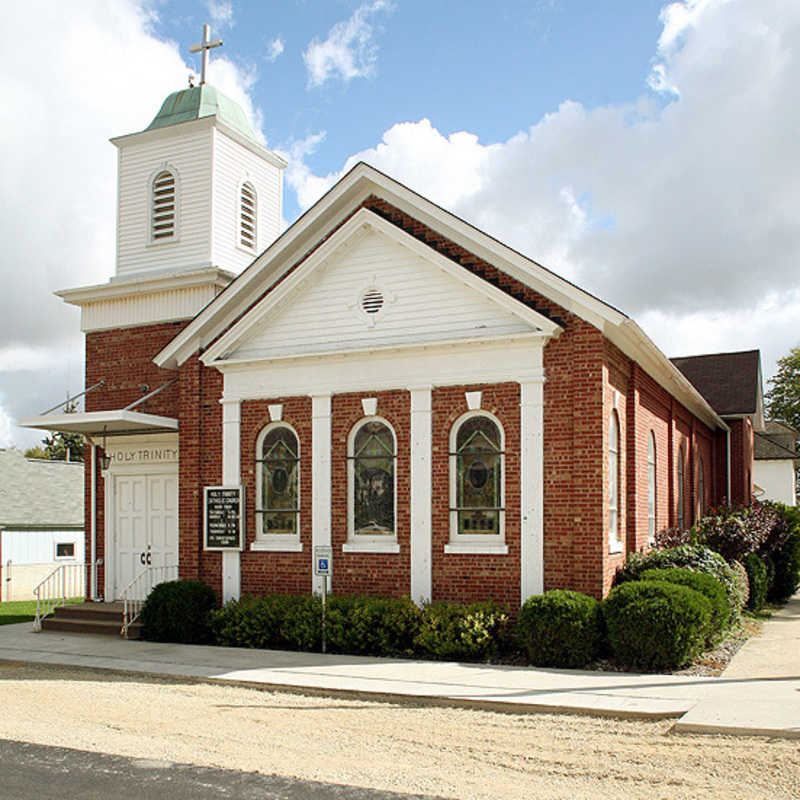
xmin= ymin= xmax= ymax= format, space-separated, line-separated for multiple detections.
xmin=516 ymin=590 xmax=602 ymax=668
xmin=639 ymin=568 xmax=730 ymax=640
xmin=325 ymin=594 xmax=420 ymax=657
xmin=414 ymin=600 xmax=511 ymax=661
xmin=603 ymin=580 xmax=712 ymax=671
xmin=614 ymin=544 xmax=745 ymax=611
xmin=140 ymin=580 xmax=217 ymax=644
xmin=742 ymin=553 xmax=768 ymax=611
xmin=209 ymin=594 xmax=322 ymax=651
xmin=770 ymin=532 xmax=800 ymax=602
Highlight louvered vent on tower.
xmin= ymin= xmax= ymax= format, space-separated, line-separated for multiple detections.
xmin=240 ymin=182 xmax=257 ymax=250
xmin=151 ymin=170 xmax=176 ymax=240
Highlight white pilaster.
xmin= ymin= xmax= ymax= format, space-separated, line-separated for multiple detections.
xmin=221 ymin=398 xmax=241 ymax=602
xmin=520 ymin=377 xmax=545 ymax=603
xmin=409 ymin=386 xmax=433 ymax=605
xmin=312 ymin=393 xmax=332 ymax=594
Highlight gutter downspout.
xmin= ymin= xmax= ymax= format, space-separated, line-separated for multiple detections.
xmin=85 ymin=436 xmax=97 ymax=601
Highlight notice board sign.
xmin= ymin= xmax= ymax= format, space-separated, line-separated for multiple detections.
xmin=204 ymin=486 xmax=244 ymax=551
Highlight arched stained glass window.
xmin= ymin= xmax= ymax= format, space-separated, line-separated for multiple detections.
xmin=453 ymin=415 xmax=503 ymax=535
xmin=256 ymin=425 xmax=299 ymax=535
xmin=609 ymin=412 xmax=621 ymax=552
xmin=351 ymin=420 xmax=395 ymax=536
xmin=677 ymin=444 xmax=686 ymax=529
xmin=698 ymin=456 xmax=705 ymax=518
xmin=647 ymin=432 xmax=657 ymax=545
xmin=152 ymin=170 xmax=176 ymax=240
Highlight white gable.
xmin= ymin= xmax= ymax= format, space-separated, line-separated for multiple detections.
xmin=223 ymin=222 xmax=544 ymax=363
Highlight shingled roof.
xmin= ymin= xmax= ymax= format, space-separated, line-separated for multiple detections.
xmin=755 ymin=420 xmax=799 ymax=462
xmin=670 ymin=350 xmax=761 ymax=416
xmin=0 ymin=449 xmax=84 ymax=528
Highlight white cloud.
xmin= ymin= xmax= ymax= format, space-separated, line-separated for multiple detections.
xmin=303 ymin=0 xmax=393 ymax=88
xmin=0 ymin=0 xmax=260 ymax=447
xmin=206 ymin=0 xmax=234 ymax=30
xmin=266 ymin=37 xmax=284 ymax=62
xmin=288 ymin=0 xmax=800 ymax=379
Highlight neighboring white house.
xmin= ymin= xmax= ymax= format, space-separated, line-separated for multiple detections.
xmin=0 ymin=449 xmax=84 ymax=601
xmin=753 ymin=421 xmax=798 ymax=506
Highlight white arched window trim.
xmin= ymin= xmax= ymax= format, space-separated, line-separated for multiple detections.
xmin=237 ymin=179 xmax=257 ymax=253
xmin=697 ymin=456 xmax=705 ymax=519
xmin=609 ymin=411 xmax=622 ymax=554
xmin=344 ymin=415 xmax=399 ymax=554
xmin=252 ymin=421 xmax=303 ymax=552
xmin=647 ymin=431 xmax=657 ymax=546
xmin=446 ymin=410 xmax=508 ymax=555
xmin=677 ymin=444 xmax=686 ymax=530
xmin=148 ymin=164 xmax=180 ymax=245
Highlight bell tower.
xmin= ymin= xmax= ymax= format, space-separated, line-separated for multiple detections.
xmin=59 ymin=25 xmax=286 ymax=330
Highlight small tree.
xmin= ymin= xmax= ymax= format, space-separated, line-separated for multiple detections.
xmin=29 ymin=402 xmax=85 ymax=462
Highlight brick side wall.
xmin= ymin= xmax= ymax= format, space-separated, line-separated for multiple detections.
xmin=729 ymin=417 xmax=754 ymax=505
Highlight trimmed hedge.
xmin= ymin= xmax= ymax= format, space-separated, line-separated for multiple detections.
xmin=414 ymin=600 xmax=511 ymax=661
xmin=209 ymin=594 xmax=321 ymax=651
xmin=743 ymin=553 xmax=768 ymax=611
xmin=516 ymin=590 xmax=603 ymax=668
xmin=770 ymin=532 xmax=800 ymax=602
xmin=614 ymin=544 xmax=745 ymax=611
xmin=639 ymin=568 xmax=729 ymax=641
xmin=325 ymin=594 xmax=420 ymax=657
xmin=140 ymin=580 xmax=217 ymax=644
xmin=603 ymin=580 xmax=712 ymax=671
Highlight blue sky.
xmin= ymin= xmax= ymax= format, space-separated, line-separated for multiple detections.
xmin=2 ymin=0 xmax=800 ymax=446
xmin=152 ymin=0 xmax=668 ymax=220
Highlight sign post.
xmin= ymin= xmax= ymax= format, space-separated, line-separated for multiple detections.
xmin=203 ymin=486 xmax=244 ymax=551
xmin=314 ymin=546 xmax=332 ymax=654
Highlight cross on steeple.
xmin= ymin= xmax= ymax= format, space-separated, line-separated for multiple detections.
xmin=189 ymin=24 xmax=223 ymax=85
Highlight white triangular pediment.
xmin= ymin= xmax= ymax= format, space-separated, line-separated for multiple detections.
xmin=205 ymin=209 xmax=559 ymax=364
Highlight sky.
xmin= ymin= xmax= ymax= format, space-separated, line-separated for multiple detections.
xmin=2 ymin=0 xmax=799 ymax=448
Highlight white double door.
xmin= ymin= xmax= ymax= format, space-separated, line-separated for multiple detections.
xmin=113 ymin=472 xmax=178 ymax=600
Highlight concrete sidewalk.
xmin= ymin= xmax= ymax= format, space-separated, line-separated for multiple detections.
xmin=0 ymin=594 xmax=797 ymax=738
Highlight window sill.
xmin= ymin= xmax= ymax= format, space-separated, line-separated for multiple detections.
xmin=342 ymin=541 xmax=400 ymax=554
xmin=608 ymin=542 xmax=623 ymax=555
xmin=250 ymin=540 xmax=303 ymax=553
xmin=444 ymin=542 xmax=509 ymax=555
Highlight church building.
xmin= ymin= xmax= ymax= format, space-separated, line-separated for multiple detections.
xmin=22 ymin=37 xmax=753 ymax=608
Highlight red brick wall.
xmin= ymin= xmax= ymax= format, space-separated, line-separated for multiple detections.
xmin=239 ymin=397 xmax=312 ymax=595
xmin=84 ymin=321 xmax=188 ymax=598
xmin=729 ymin=417 xmax=754 ymax=505
xmin=331 ymin=391 xmax=411 ymax=597
xmin=177 ymin=355 xmax=223 ymax=597
xmin=432 ymin=383 xmax=520 ymax=605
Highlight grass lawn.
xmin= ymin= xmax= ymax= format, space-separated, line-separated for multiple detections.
xmin=0 ymin=598 xmax=84 ymax=626
xmin=0 ymin=600 xmax=37 ymax=625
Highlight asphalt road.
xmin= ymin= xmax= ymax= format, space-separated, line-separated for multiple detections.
xmin=0 ymin=739 xmax=441 ymax=800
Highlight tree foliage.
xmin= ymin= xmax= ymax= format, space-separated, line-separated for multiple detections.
xmin=25 ymin=402 xmax=84 ymax=462
xmin=766 ymin=346 xmax=800 ymax=433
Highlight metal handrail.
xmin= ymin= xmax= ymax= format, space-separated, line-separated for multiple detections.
xmin=32 ymin=560 xmax=102 ymax=631
xmin=120 ymin=563 xmax=178 ymax=638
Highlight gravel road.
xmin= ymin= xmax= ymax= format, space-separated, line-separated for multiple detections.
xmin=0 ymin=663 xmax=797 ymax=799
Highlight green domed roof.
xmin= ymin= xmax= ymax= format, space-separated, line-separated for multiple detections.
xmin=146 ymin=85 xmax=258 ymax=142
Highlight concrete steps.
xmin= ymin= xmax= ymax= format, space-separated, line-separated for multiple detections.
xmin=40 ymin=602 xmax=141 ymax=639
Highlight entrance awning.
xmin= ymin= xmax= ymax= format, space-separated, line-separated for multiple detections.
xmin=19 ymin=410 xmax=178 ymax=437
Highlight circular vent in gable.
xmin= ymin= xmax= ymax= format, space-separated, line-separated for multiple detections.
xmin=361 ymin=288 xmax=384 ymax=314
